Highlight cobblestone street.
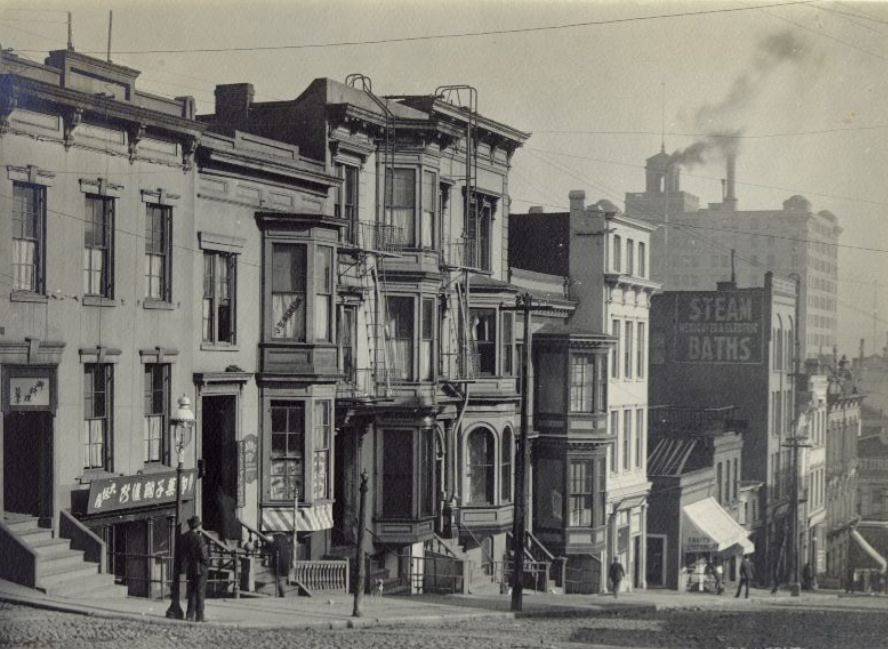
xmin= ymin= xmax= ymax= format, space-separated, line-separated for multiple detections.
xmin=2 ymin=600 xmax=887 ymax=649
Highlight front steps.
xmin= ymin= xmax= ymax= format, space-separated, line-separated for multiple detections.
xmin=3 ymin=513 xmax=127 ymax=599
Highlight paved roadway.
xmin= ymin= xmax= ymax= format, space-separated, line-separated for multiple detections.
xmin=2 ymin=595 xmax=887 ymax=649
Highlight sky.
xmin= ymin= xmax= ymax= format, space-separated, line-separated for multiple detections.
xmin=2 ymin=0 xmax=887 ymax=356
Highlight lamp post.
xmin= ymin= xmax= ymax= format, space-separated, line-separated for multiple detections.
xmin=165 ymin=394 xmax=194 ymax=619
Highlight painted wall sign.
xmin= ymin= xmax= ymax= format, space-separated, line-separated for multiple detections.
xmin=673 ymin=291 xmax=764 ymax=364
xmin=242 ymin=434 xmax=258 ymax=484
xmin=86 ymin=469 xmax=196 ymax=515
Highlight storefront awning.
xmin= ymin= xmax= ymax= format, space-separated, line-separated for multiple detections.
xmin=261 ymin=503 xmax=334 ymax=533
xmin=850 ymin=529 xmax=887 ymax=571
xmin=682 ymin=497 xmax=755 ymax=555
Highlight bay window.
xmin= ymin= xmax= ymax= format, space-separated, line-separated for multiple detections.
xmin=270 ymin=401 xmax=304 ymax=501
xmin=626 ymin=238 xmax=635 ymax=276
xmin=421 ymin=170 xmax=436 ymax=249
xmin=387 ymin=296 xmax=414 ymax=381
xmin=385 ymin=168 xmax=415 ymax=246
xmin=569 ymin=355 xmax=595 ymax=412
xmin=611 ymin=320 xmax=621 ymax=379
xmin=467 ymin=428 xmax=495 ymax=505
xmin=466 ymin=195 xmax=493 ymax=272
xmin=336 ymin=164 xmax=359 ymax=244
xmin=421 ymin=298 xmax=434 ymax=380
xmin=383 ymin=429 xmax=413 ymax=517
xmin=472 ymin=308 xmax=497 ymax=376
xmin=501 ymin=313 xmax=515 ymax=376
xmin=568 ymin=460 xmax=594 ymax=527
xmin=312 ymin=401 xmax=331 ymax=500
xmin=612 ymin=235 xmax=622 ymax=273
xmin=315 ymin=246 xmax=333 ymax=341
xmin=271 ymin=243 xmax=307 ymax=340
xmin=636 ymin=322 xmax=645 ymax=379
xmin=501 ymin=429 xmax=513 ymax=502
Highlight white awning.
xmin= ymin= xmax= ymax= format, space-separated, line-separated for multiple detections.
xmin=682 ymin=497 xmax=755 ymax=555
xmin=850 ymin=529 xmax=887 ymax=571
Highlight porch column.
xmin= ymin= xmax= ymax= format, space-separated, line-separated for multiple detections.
xmin=639 ymin=503 xmax=648 ymax=589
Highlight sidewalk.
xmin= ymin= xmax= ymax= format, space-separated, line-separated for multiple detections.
xmin=1 ymin=579 xmax=881 ymax=630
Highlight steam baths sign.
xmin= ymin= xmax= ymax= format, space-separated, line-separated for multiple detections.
xmin=673 ymin=291 xmax=763 ymax=364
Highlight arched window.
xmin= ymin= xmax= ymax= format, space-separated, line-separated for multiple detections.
xmin=467 ymin=428 xmax=495 ymax=505
xmin=501 ymin=429 xmax=513 ymax=502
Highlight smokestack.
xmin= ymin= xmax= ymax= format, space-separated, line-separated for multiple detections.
xmin=725 ymin=153 xmax=737 ymax=210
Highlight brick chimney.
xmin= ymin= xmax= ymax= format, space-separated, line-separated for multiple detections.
xmin=569 ymin=190 xmax=586 ymax=213
xmin=214 ymin=83 xmax=254 ymax=127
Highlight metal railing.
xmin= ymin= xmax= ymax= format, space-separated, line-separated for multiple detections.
xmin=498 ymin=558 xmax=552 ymax=592
xmin=406 ymin=554 xmax=464 ymax=594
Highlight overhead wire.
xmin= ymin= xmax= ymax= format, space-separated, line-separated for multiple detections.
xmin=14 ymin=1 xmax=815 ymax=56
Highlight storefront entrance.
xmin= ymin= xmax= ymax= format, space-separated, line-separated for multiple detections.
xmin=3 ymin=411 xmax=53 ymax=521
xmin=201 ymin=395 xmax=238 ymax=541
xmin=646 ymin=535 xmax=666 ymax=587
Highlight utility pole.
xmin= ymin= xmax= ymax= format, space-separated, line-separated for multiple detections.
xmin=503 ymin=293 xmax=551 ymax=612
xmin=352 ymin=470 xmax=369 ymax=617
xmin=783 ymin=424 xmax=810 ymax=597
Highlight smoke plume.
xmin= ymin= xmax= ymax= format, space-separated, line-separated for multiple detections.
xmin=670 ymin=30 xmax=819 ymax=169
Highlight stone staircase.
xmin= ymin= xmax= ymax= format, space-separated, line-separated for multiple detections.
xmin=4 ymin=513 xmax=127 ymax=599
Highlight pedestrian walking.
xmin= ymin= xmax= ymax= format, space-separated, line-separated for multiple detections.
xmin=712 ymin=559 xmax=724 ymax=595
xmin=182 ymin=516 xmax=209 ymax=622
xmin=608 ymin=557 xmax=625 ymax=599
xmin=735 ymin=554 xmax=753 ymax=599
xmin=269 ymin=532 xmax=293 ymax=597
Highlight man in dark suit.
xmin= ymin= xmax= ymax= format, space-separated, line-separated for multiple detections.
xmin=182 ymin=515 xmax=209 ymax=622
xmin=735 ymin=554 xmax=753 ymax=599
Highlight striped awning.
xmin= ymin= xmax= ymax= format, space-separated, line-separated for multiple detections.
xmin=261 ymin=503 xmax=334 ymax=533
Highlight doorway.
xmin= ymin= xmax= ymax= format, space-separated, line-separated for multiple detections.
xmin=646 ymin=535 xmax=666 ymax=587
xmin=3 ymin=411 xmax=53 ymax=521
xmin=201 ymin=395 xmax=237 ymax=541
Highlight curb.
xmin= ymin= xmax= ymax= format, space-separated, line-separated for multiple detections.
xmin=0 ymin=591 xmax=654 ymax=631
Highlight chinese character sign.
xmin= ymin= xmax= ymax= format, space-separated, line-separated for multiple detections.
xmin=86 ymin=469 xmax=196 ymax=514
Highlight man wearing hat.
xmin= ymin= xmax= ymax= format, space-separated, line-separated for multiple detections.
xmin=182 ymin=516 xmax=209 ymax=622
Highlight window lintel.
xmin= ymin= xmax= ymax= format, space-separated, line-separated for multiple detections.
xmin=7 ymin=165 xmax=55 ymax=187
xmin=78 ymin=346 xmax=122 ymax=364
xmin=79 ymin=177 xmax=124 ymax=197
xmin=139 ymin=347 xmax=179 ymax=364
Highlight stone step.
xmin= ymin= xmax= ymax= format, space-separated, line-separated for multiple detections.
xmin=17 ymin=527 xmax=55 ymax=545
xmin=39 ymin=563 xmax=99 ymax=589
xmin=30 ymin=540 xmax=75 ymax=559
xmin=3 ymin=514 xmax=40 ymax=533
xmin=46 ymin=573 xmax=123 ymax=598
xmin=40 ymin=550 xmax=86 ymax=572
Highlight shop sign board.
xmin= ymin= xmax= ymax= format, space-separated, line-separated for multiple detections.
xmin=87 ymin=469 xmax=196 ymax=515
xmin=2 ymin=366 xmax=57 ymax=413
xmin=685 ymin=534 xmax=718 ymax=553
xmin=673 ymin=291 xmax=764 ymax=364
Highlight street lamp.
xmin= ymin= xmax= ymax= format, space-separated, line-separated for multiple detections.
xmin=165 ymin=394 xmax=195 ymax=619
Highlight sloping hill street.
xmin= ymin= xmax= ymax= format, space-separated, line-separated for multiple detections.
xmin=2 ymin=594 xmax=887 ymax=649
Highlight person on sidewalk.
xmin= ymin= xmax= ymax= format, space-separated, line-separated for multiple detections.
xmin=735 ymin=555 xmax=753 ymax=599
xmin=182 ymin=516 xmax=209 ymax=622
xmin=608 ymin=557 xmax=625 ymax=599
xmin=270 ymin=532 xmax=293 ymax=597
xmin=712 ymin=559 xmax=724 ymax=595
